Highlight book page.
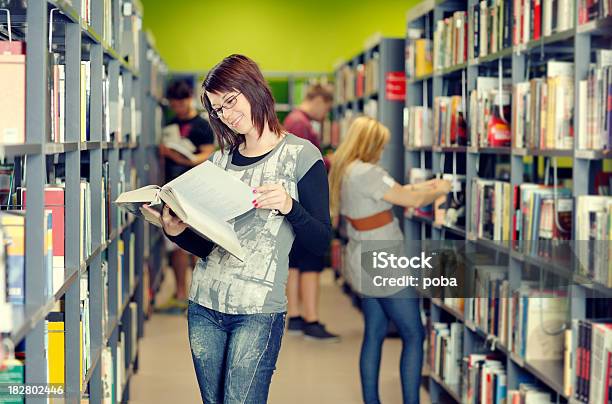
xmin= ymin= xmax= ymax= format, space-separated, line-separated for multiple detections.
xmin=164 ymin=161 xmax=254 ymax=222
xmin=181 ymin=202 xmax=245 ymax=261
xmin=161 ymin=124 xmax=181 ymax=143
xmin=165 ymin=141 xmax=197 ymax=161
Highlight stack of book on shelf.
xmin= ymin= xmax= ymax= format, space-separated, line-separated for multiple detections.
xmin=434 ymin=96 xmax=467 ymax=146
xmin=572 ymin=319 xmax=612 ymax=403
xmin=508 ymin=284 xmax=568 ymax=364
xmin=515 ymin=183 xmax=573 ymax=257
xmin=466 ymin=266 xmax=509 ymax=341
xmin=429 ymin=322 xmax=464 ymax=387
xmin=1 ymin=207 xmax=52 ymax=301
xmin=49 ymin=53 xmax=66 ymax=144
xmin=355 ymin=63 xmax=365 ymax=98
xmin=513 ymin=61 xmax=575 ymax=151
xmin=507 ymin=383 xmax=554 ymax=403
xmin=575 ymin=195 xmax=612 ymax=286
xmin=469 ymin=179 xmax=512 ymax=241
xmin=0 ymin=39 xmax=26 ymax=145
xmin=364 ymin=52 xmax=379 ymax=96
xmin=404 ymin=106 xmax=433 ymax=148
xmin=577 ymin=50 xmax=612 ymax=151
xmin=434 ymin=10 xmax=467 ymax=70
xmin=578 ymin=0 xmax=612 ymax=24
xmin=461 ymin=354 xmax=507 ymax=404
xmin=469 ymin=0 xmax=511 ymax=59
xmin=469 ymin=77 xmax=512 ymax=148
xmin=21 ymin=185 xmax=67 ymax=295
xmin=406 ymin=28 xmax=433 ymax=80
xmin=443 ymin=297 xmax=465 ymax=315
xmin=335 ymin=65 xmax=355 ymax=105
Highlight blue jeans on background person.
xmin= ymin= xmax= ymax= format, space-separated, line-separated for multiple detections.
xmin=187 ymin=301 xmax=286 ymax=404
xmin=360 ymin=294 xmax=425 ymax=404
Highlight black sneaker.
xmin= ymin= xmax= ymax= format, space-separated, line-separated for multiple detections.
xmin=303 ymin=322 xmax=340 ymax=342
xmin=287 ymin=316 xmax=305 ymax=335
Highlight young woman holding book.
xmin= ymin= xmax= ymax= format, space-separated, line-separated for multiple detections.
xmin=328 ymin=116 xmax=451 ymax=404
xmin=145 ymin=54 xmax=331 ymax=403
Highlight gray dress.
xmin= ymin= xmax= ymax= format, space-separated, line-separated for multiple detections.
xmin=340 ymin=160 xmax=405 ymax=297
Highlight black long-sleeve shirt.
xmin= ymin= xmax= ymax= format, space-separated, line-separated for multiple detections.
xmin=166 ymin=150 xmax=332 ymax=259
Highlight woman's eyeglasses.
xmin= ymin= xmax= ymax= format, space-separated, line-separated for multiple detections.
xmin=210 ymin=92 xmax=241 ymax=119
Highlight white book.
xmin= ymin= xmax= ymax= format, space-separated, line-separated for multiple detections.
xmin=162 ymin=124 xmax=199 ymax=161
xmin=115 ymin=161 xmax=254 ymax=261
xmin=578 ymin=80 xmax=588 ymax=149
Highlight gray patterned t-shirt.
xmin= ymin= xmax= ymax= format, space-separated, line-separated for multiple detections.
xmin=188 ymin=134 xmax=322 ymax=314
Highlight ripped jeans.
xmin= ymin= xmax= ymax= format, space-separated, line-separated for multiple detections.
xmin=187 ymin=301 xmax=286 ymax=404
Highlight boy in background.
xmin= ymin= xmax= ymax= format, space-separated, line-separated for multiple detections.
xmin=157 ymin=80 xmax=215 ymax=312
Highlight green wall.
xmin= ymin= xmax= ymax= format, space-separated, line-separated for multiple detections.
xmin=142 ymin=0 xmax=418 ymax=72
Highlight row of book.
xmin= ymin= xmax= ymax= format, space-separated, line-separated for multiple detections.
xmin=406 ymin=0 xmax=579 ymax=79
xmin=405 ymin=31 xmax=433 ymax=79
xmin=513 ymin=61 xmax=575 ymax=151
xmin=0 ymin=8 xmax=142 ymax=146
xmin=470 ymin=179 xmax=513 ymax=241
xmin=429 ymin=322 xmax=464 ymax=386
xmin=0 ymin=158 xmax=137 ymax=310
xmin=0 ymin=226 xmax=138 ymax=401
xmin=405 ymin=59 xmax=610 ymax=152
xmin=334 ymin=53 xmax=380 ymax=104
xmin=439 ymin=297 xmax=612 ymax=402
xmin=434 ymin=11 xmax=468 ymax=71
xmin=578 ymin=0 xmax=612 ymax=24
xmin=470 ymin=0 xmax=574 ymax=60
xmin=463 ymin=353 xmax=561 ymax=403
xmin=577 ymin=51 xmax=612 ymax=151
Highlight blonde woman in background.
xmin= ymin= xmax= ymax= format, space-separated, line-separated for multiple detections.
xmin=329 ymin=116 xmax=451 ymax=404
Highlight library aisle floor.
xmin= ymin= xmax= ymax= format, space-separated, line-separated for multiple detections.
xmin=130 ymin=268 xmax=430 ymax=404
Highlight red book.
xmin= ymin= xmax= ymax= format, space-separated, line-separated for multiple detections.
xmin=22 ymin=187 xmax=65 ymax=266
xmin=533 ymin=0 xmax=542 ymax=40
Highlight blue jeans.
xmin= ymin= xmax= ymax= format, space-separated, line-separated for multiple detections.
xmin=360 ymin=296 xmax=425 ymax=404
xmin=187 ymin=301 xmax=286 ymax=404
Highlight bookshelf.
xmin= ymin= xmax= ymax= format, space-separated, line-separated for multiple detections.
xmin=332 ymin=37 xmax=406 ymax=190
xmin=405 ymin=0 xmax=612 ymax=402
xmin=0 ymin=1 xmax=165 ymax=403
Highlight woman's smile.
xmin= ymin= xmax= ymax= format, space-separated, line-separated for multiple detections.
xmin=228 ymin=114 xmax=243 ymax=128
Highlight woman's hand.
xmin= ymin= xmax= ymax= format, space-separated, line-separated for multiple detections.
xmin=429 ymin=178 xmax=452 ymax=194
xmin=253 ymin=183 xmax=293 ymax=215
xmin=141 ymin=204 xmax=188 ymax=236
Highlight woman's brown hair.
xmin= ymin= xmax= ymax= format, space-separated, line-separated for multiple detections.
xmin=201 ymin=54 xmax=283 ymax=151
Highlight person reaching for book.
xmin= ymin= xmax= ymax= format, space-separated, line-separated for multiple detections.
xmin=328 ymin=116 xmax=451 ymax=404
xmin=157 ymin=79 xmax=216 ymax=313
xmin=144 ymin=54 xmax=332 ymax=404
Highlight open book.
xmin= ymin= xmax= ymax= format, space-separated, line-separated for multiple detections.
xmin=162 ymin=124 xmax=198 ymax=162
xmin=114 ymin=161 xmax=254 ymax=261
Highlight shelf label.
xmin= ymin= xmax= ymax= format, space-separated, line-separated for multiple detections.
xmin=385 ymin=72 xmax=406 ymax=101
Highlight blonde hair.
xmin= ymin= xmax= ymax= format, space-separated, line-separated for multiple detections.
xmin=328 ymin=116 xmax=391 ymax=218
